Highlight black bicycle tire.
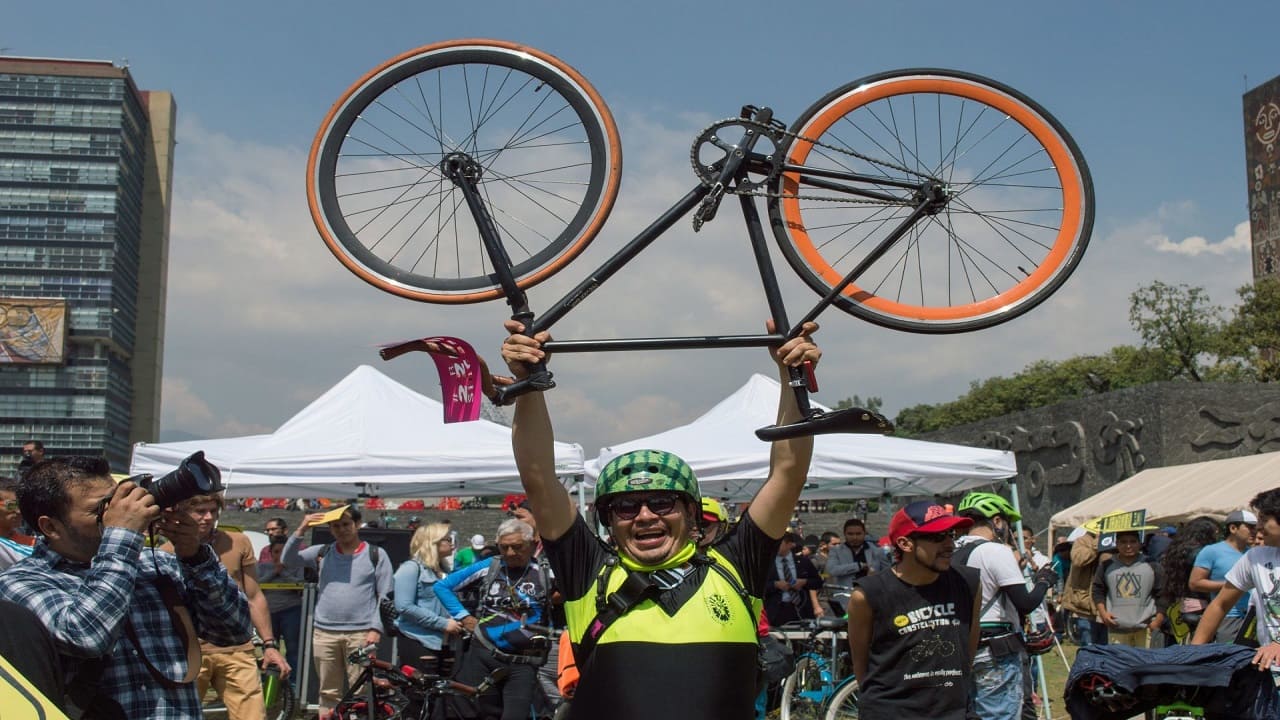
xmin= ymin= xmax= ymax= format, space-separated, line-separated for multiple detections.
xmin=768 ymin=68 xmax=1094 ymax=334
xmin=308 ymin=39 xmax=622 ymax=304
xmin=822 ymin=675 xmax=860 ymax=720
xmin=780 ymin=653 xmax=827 ymax=720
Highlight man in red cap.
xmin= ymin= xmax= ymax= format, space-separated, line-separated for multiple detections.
xmin=846 ymin=501 xmax=981 ymax=720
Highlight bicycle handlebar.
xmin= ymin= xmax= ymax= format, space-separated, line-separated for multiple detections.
xmin=489 ymin=367 xmax=555 ymax=406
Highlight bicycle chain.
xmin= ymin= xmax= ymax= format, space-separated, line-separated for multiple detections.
xmin=689 ymin=116 xmax=940 ymax=205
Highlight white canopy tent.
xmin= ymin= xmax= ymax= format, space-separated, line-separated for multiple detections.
xmin=585 ymin=374 xmax=1016 ymax=501
xmin=1050 ymin=451 xmax=1280 ymax=531
xmin=130 ymin=365 xmax=585 ymax=498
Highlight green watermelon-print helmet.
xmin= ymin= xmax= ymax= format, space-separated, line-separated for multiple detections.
xmin=596 ymin=449 xmax=700 ymax=510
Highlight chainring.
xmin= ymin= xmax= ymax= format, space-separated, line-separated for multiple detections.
xmin=689 ymin=118 xmax=785 ymax=194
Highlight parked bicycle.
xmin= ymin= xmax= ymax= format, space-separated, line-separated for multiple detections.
xmin=778 ymin=616 xmax=859 ymax=720
xmin=332 ymin=643 xmax=509 ymax=720
xmin=308 ymin=39 xmax=1094 ymax=438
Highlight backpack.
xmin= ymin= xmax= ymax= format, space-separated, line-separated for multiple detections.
xmin=317 ymin=542 xmax=398 ymax=637
xmin=474 ymin=553 xmax=554 ymax=609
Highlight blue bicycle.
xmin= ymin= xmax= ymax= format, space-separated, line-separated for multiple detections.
xmin=778 ymin=616 xmax=859 ymax=720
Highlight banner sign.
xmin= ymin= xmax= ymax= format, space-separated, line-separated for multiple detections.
xmin=378 ymin=336 xmax=484 ymax=423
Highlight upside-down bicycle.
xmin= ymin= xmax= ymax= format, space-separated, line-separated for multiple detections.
xmin=306 ymin=39 xmax=1094 ymax=436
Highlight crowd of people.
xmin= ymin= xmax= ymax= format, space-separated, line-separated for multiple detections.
xmin=3 ymin=323 xmax=1280 ymax=720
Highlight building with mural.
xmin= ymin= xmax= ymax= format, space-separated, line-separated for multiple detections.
xmin=0 ymin=58 xmax=174 ymax=472
xmin=1245 ymin=74 xmax=1280 ymax=282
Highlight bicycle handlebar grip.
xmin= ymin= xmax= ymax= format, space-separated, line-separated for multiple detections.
xmin=449 ymin=679 xmax=481 ymax=696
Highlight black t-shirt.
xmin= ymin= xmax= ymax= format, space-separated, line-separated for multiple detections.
xmin=544 ymin=512 xmax=778 ymax=720
xmin=854 ymin=566 xmax=978 ymax=720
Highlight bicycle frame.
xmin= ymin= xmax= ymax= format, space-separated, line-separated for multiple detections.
xmin=445 ymin=105 xmax=943 ymax=432
xmin=781 ymin=619 xmax=854 ymax=717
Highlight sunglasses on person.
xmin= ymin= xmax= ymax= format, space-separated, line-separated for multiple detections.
xmin=605 ymin=492 xmax=683 ymax=521
xmin=912 ymin=529 xmax=960 ymax=543
xmin=0 ymin=499 xmax=17 ymax=511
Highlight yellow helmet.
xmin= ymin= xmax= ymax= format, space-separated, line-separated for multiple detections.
xmin=700 ymin=497 xmax=728 ymax=523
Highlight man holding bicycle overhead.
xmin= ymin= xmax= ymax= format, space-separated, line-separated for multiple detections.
xmin=845 ymin=501 xmax=980 ymax=720
xmin=500 ymin=318 xmax=820 ymax=720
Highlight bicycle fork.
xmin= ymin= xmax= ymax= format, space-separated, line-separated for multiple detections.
xmin=442 ymin=151 xmax=556 ymax=400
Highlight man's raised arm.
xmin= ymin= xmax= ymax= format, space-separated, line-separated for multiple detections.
xmin=743 ymin=321 xmax=820 ymax=539
xmin=502 ymin=319 xmax=577 ymax=541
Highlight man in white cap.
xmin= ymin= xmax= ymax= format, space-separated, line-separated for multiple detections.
xmin=1190 ymin=509 xmax=1257 ymax=643
xmin=454 ymin=534 xmax=487 ymax=570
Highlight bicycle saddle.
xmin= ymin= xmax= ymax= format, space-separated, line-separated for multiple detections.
xmin=755 ymin=406 xmax=893 ymax=441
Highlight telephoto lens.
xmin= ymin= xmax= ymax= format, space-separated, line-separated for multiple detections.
xmin=138 ymin=451 xmax=224 ymax=508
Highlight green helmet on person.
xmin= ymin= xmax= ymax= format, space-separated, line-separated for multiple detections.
xmin=596 ymin=449 xmax=700 ymax=515
xmin=957 ymin=491 xmax=1021 ymax=522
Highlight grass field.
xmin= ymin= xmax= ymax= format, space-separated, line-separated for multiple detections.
xmin=1037 ymin=640 xmax=1079 ymax=720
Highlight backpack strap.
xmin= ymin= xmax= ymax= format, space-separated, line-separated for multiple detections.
xmin=576 ymin=555 xmax=660 ymax=667
xmin=318 ymin=542 xmax=380 ymax=568
xmin=953 ymin=539 xmax=1009 ymax=621
xmin=576 ymin=549 xmax=757 ymax=668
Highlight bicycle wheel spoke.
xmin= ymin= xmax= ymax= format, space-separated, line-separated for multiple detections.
xmin=311 ymin=41 xmax=619 ymax=300
xmin=773 ymin=70 xmax=1091 ymax=330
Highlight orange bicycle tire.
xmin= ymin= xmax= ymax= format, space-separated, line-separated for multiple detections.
xmin=770 ymin=69 xmax=1093 ymax=333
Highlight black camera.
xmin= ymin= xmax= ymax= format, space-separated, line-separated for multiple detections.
xmin=126 ymin=451 xmax=224 ymax=509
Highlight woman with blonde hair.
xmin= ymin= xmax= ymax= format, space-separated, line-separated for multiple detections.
xmin=394 ymin=522 xmax=463 ymax=670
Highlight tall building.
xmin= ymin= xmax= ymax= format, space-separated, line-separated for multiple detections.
xmin=0 ymin=57 xmax=174 ymax=473
xmin=1245 ymin=74 xmax=1280 ymax=282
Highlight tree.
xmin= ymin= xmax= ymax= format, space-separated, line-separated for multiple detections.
xmin=890 ymin=279 xmax=1276 ymax=436
xmin=891 ymin=345 xmax=1179 ymax=436
xmin=1127 ymin=280 xmax=1224 ymax=382
xmin=835 ymin=395 xmax=883 ymax=413
xmin=1218 ymin=277 xmax=1280 ymax=381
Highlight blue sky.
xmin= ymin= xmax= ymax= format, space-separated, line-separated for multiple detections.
xmin=6 ymin=2 xmax=1274 ymax=456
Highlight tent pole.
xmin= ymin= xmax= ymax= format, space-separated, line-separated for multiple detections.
xmin=1005 ymin=476 xmax=1052 ymax=720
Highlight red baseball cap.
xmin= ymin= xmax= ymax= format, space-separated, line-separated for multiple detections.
xmin=888 ymin=500 xmax=974 ymax=543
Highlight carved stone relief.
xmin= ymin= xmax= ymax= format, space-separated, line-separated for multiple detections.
xmin=978 ymin=422 xmax=1087 ymax=498
xmin=1092 ymin=411 xmax=1146 ymax=482
xmin=1188 ymin=400 xmax=1280 ymax=454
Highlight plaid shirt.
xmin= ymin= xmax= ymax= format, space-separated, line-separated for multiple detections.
xmin=0 ymin=526 xmax=252 ymax=719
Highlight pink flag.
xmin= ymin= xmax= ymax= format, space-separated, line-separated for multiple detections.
xmin=377 ymin=336 xmax=484 ymax=423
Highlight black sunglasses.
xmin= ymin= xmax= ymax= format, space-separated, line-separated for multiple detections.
xmin=605 ymin=493 xmax=682 ymax=521
xmin=912 ymin=529 xmax=959 ymax=543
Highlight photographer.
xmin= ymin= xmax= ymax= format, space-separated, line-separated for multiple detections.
xmin=0 ymin=456 xmax=251 ymax=719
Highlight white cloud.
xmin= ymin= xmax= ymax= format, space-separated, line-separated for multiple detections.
xmin=1146 ymin=220 xmax=1251 ymax=256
